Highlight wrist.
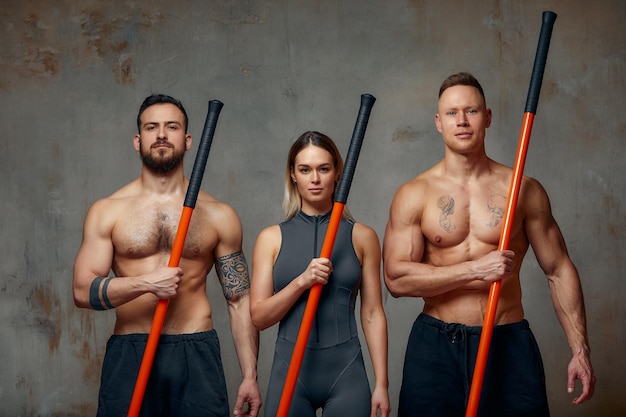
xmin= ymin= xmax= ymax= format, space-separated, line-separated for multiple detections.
xmin=374 ymin=377 xmax=389 ymax=390
xmin=241 ymin=372 xmax=258 ymax=382
xmin=571 ymin=344 xmax=590 ymax=356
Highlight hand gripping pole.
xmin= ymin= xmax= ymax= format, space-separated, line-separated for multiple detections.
xmin=127 ymin=100 xmax=224 ymax=417
xmin=276 ymin=94 xmax=376 ymax=417
xmin=465 ymin=11 xmax=557 ymax=417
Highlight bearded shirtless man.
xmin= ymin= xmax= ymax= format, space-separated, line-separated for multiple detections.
xmin=383 ymin=73 xmax=595 ymax=417
xmin=73 ymin=94 xmax=261 ymax=417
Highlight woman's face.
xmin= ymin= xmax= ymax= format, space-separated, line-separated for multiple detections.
xmin=291 ymin=145 xmax=339 ymax=215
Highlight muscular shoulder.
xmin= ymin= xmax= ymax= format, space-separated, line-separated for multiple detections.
xmin=194 ymin=191 xmax=244 ymax=252
xmin=519 ymin=175 xmax=552 ymax=217
xmin=389 ymin=168 xmax=441 ymax=225
xmin=84 ymin=180 xmax=141 ymax=232
xmin=195 ymin=191 xmax=241 ymax=225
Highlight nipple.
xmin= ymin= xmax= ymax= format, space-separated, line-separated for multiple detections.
xmin=435 ymin=235 xmax=442 ymax=243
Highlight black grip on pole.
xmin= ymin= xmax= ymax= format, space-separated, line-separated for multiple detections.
xmin=184 ymin=100 xmax=224 ymax=208
xmin=335 ymin=94 xmax=376 ymax=204
xmin=525 ymin=11 xmax=557 ymax=114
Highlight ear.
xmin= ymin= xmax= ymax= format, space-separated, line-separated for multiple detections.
xmin=185 ymin=134 xmax=192 ymax=151
xmin=435 ymin=113 xmax=443 ymax=133
xmin=485 ymin=108 xmax=492 ymax=128
xmin=133 ymin=134 xmax=141 ymax=152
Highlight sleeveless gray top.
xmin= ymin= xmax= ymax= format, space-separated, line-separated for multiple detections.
xmin=274 ymin=211 xmax=361 ymax=348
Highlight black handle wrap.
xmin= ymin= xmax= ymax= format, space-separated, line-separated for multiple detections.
xmin=335 ymin=94 xmax=376 ymax=204
xmin=525 ymin=11 xmax=557 ymax=114
xmin=184 ymin=100 xmax=224 ymax=208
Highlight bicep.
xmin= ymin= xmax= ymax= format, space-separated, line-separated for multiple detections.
xmin=213 ymin=205 xmax=244 ymax=258
xmin=356 ymin=226 xmax=384 ymax=312
xmin=524 ymin=180 xmax=570 ymax=277
xmin=250 ymin=227 xmax=280 ymax=305
xmin=212 ymin=206 xmax=248 ymax=300
xmin=73 ymin=205 xmax=114 ymax=287
xmin=383 ymin=192 xmax=425 ymax=275
xmin=215 ymin=250 xmax=250 ymax=300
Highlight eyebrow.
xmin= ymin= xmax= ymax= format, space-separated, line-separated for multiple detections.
xmin=297 ymin=162 xmax=332 ymax=168
xmin=142 ymin=120 xmax=183 ymax=128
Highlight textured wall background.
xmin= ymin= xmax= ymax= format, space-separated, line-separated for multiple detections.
xmin=0 ymin=0 xmax=624 ymax=416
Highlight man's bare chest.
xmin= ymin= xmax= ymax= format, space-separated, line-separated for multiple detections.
xmin=112 ymin=203 xmax=214 ymax=259
xmin=422 ymin=190 xmax=508 ymax=248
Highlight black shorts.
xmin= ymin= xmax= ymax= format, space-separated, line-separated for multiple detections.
xmin=97 ymin=330 xmax=229 ymax=417
xmin=398 ymin=313 xmax=549 ymax=417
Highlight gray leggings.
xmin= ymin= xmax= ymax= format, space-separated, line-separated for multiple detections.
xmin=264 ymin=335 xmax=371 ymax=417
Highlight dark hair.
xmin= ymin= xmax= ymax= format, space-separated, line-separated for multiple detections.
xmin=136 ymin=94 xmax=189 ymax=133
xmin=438 ymin=72 xmax=485 ymax=100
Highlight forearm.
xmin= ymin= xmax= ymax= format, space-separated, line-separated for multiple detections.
xmin=229 ymin=297 xmax=259 ymax=381
xmin=548 ymin=266 xmax=590 ymax=354
xmin=251 ymin=277 xmax=309 ymax=330
xmin=361 ymin=309 xmax=389 ymax=389
xmin=385 ymin=260 xmax=478 ymax=298
xmin=73 ymin=274 xmax=149 ymax=310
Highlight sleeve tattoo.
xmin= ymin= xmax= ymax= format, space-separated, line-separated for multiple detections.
xmin=215 ymin=250 xmax=250 ymax=300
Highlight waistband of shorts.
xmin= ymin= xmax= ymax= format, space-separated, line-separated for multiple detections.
xmin=416 ymin=313 xmax=529 ymax=335
xmin=108 ymin=329 xmax=218 ymax=344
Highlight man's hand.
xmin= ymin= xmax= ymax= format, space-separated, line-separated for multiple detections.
xmin=568 ymin=351 xmax=596 ymax=404
xmin=233 ymin=378 xmax=262 ymax=417
xmin=474 ymin=250 xmax=514 ymax=283
xmin=146 ymin=265 xmax=183 ymax=299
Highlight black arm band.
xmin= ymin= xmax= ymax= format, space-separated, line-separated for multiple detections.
xmin=89 ymin=276 xmax=106 ymax=310
xmin=101 ymin=276 xmax=115 ymax=309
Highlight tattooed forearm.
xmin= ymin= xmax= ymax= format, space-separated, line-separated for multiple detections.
xmin=216 ymin=250 xmax=250 ymax=300
xmin=437 ymin=195 xmax=456 ymax=233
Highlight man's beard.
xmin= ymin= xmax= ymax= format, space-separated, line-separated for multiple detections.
xmin=140 ymin=142 xmax=185 ymax=174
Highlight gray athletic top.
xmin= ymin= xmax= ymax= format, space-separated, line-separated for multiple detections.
xmin=274 ymin=210 xmax=361 ymax=348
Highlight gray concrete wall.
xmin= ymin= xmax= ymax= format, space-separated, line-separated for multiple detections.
xmin=0 ymin=0 xmax=624 ymax=416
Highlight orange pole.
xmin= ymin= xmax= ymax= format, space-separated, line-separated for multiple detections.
xmin=275 ymin=203 xmax=344 ymax=417
xmin=276 ymin=94 xmax=376 ymax=417
xmin=465 ymin=113 xmax=533 ymax=416
xmin=127 ymin=208 xmax=192 ymax=416
xmin=465 ymin=11 xmax=556 ymax=417
xmin=127 ymin=100 xmax=224 ymax=417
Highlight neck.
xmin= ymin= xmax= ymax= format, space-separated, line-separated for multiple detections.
xmin=139 ymin=165 xmax=187 ymax=195
xmin=301 ymin=201 xmax=333 ymax=217
xmin=442 ymin=148 xmax=492 ymax=181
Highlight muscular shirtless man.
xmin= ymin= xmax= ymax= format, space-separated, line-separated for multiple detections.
xmin=73 ymin=94 xmax=261 ymax=417
xmin=383 ymin=73 xmax=595 ymax=417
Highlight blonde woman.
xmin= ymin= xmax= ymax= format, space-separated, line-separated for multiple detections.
xmin=251 ymin=131 xmax=390 ymax=417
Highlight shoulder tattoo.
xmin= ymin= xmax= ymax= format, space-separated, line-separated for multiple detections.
xmin=437 ymin=195 xmax=456 ymax=233
xmin=215 ymin=250 xmax=250 ymax=300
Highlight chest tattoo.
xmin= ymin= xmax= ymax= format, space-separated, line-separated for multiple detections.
xmin=437 ymin=195 xmax=457 ymax=233
xmin=486 ymin=194 xmax=507 ymax=227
